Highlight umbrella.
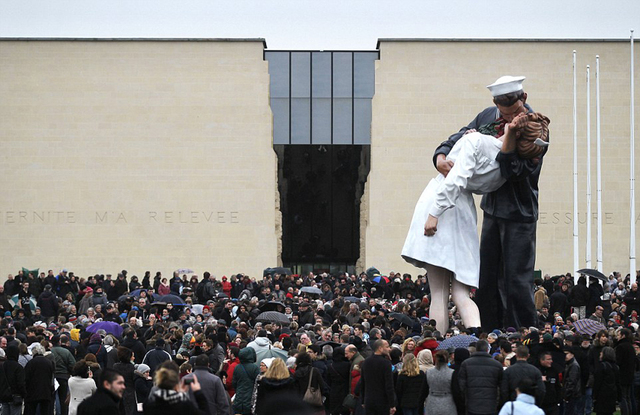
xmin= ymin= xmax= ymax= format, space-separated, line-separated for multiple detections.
xmin=372 ymin=276 xmax=390 ymax=284
xmin=260 ymin=301 xmax=286 ymax=312
xmin=154 ymin=294 xmax=186 ymax=306
xmin=263 ymin=267 xmax=293 ymax=276
xmin=389 ymin=312 xmax=414 ymax=327
xmin=574 ymin=319 xmax=606 ymax=336
xmin=176 ymin=268 xmax=195 ymax=274
xmin=577 ymin=268 xmax=607 ymax=282
xmin=129 ymin=289 xmax=154 ymax=300
xmin=343 ymin=296 xmax=361 ymax=303
xmin=300 ymin=286 xmax=322 ymax=295
xmin=436 ymin=334 xmax=479 ymax=350
xmin=190 ymin=304 xmax=204 ymax=315
xmin=117 ymin=294 xmax=136 ymax=302
xmin=9 ymin=294 xmax=36 ymax=312
xmin=255 ymin=345 xmax=289 ymax=363
xmin=256 ymin=311 xmax=291 ymax=325
xmin=86 ymin=321 xmax=124 ymax=337
xmin=21 ymin=267 xmax=39 ymax=278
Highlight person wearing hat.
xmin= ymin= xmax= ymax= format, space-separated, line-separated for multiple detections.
xmin=141 ymin=338 xmax=172 ymax=377
xmin=430 ymin=76 xmax=546 ymax=332
xmin=562 ymin=346 xmax=583 ymax=415
xmin=404 ymin=102 xmax=549 ymax=333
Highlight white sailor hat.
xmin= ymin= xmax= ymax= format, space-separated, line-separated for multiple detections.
xmin=486 ymin=75 xmax=526 ymax=97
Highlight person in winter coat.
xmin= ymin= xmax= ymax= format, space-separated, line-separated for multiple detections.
xmin=68 ymin=361 xmax=97 ymax=415
xmin=413 ymin=332 xmax=439 ymax=357
xmin=563 ymin=347 xmax=582 ymax=415
xmin=78 ymin=288 xmax=94 ymax=315
xmin=254 ymin=358 xmax=296 ymax=415
xmin=395 ymin=354 xmax=427 ymax=415
xmin=182 ymin=354 xmax=231 ymax=415
xmin=498 ymin=378 xmax=544 ymax=415
xmin=593 ymin=346 xmax=621 ymax=415
xmin=37 ymin=284 xmax=59 ymax=319
xmin=143 ymin=367 xmax=208 ymax=415
xmin=0 ymin=345 xmax=27 ymax=415
xmin=51 ymin=334 xmax=76 ymax=415
xmin=134 ymin=363 xmax=153 ymax=412
xmin=569 ymin=276 xmax=591 ymax=319
xmin=232 ymin=347 xmax=260 ymax=415
xmin=86 ymin=334 xmax=108 ymax=369
xmin=113 ymin=347 xmax=137 ymax=415
xmin=224 ymin=346 xmax=240 ymax=397
xmin=450 ymin=347 xmax=470 ymax=415
xmin=615 ymin=328 xmax=636 ymax=415
xmin=500 ymin=345 xmax=545 ymax=406
xmin=142 ymin=338 xmax=172 ymax=376
xmin=458 ymin=340 xmax=503 ymax=415
xmin=425 ymin=350 xmax=456 ymax=415
xmin=293 ymin=352 xmax=328 ymax=415
xmin=77 ymin=368 xmax=126 ymax=415
xmin=24 ymin=343 xmax=55 ymax=415
xmin=326 ymin=346 xmax=352 ymax=415
xmin=537 ymin=352 xmax=561 ymax=415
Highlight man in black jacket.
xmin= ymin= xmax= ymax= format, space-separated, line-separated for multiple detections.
xmin=501 ymin=345 xmax=545 ymax=406
xmin=538 ymin=352 xmax=561 ymax=415
xmin=360 ymin=339 xmax=396 ymax=415
xmin=0 ymin=345 xmax=27 ymax=415
xmin=77 ymin=369 xmax=125 ymax=415
xmin=458 ymin=339 xmax=503 ymax=415
xmin=434 ymin=75 xmax=544 ymax=330
xmin=615 ymin=328 xmax=636 ymax=415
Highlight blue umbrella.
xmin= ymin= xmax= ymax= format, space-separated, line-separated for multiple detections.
xmin=372 ymin=276 xmax=390 ymax=284
xmin=154 ymin=294 xmax=186 ymax=306
xmin=86 ymin=321 xmax=123 ymax=337
xmin=436 ymin=334 xmax=478 ymax=350
xmin=129 ymin=289 xmax=154 ymax=300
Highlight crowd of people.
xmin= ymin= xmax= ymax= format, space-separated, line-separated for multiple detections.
xmin=0 ymin=267 xmax=639 ymax=415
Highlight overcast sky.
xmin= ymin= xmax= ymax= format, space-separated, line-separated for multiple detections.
xmin=1 ymin=0 xmax=638 ymax=50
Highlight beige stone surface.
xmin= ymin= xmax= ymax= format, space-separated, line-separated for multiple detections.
xmin=0 ymin=40 xmax=279 ymax=279
xmin=365 ymin=40 xmax=640 ymax=278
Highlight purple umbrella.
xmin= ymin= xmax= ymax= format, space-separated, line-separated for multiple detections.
xmin=86 ymin=321 xmax=123 ymax=337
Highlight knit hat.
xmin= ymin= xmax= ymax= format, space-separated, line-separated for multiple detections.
xmin=262 ymin=358 xmax=275 ymax=369
xmin=135 ymin=363 xmax=151 ymax=374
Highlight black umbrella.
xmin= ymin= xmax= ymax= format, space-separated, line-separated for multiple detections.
xmin=263 ymin=267 xmax=293 ymax=276
xmin=300 ymin=286 xmax=322 ymax=295
xmin=256 ymin=311 xmax=291 ymax=325
xmin=577 ymin=268 xmax=607 ymax=282
xmin=389 ymin=312 xmax=414 ymax=327
xmin=260 ymin=301 xmax=286 ymax=312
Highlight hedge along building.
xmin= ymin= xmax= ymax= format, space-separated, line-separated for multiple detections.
xmin=0 ymin=38 xmax=638 ymax=280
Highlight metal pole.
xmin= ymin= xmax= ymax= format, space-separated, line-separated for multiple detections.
xmin=596 ymin=56 xmax=603 ymax=273
xmin=631 ymin=30 xmax=637 ymax=285
xmin=573 ymin=50 xmax=579 ymax=281
xmin=586 ymin=65 xmax=592 ymax=269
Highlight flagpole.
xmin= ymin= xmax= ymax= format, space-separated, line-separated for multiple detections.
xmin=586 ymin=65 xmax=592 ymax=269
xmin=631 ymin=30 xmax=637 ymax=285
xmin=596 ymin=55 xmax=603 ymax=273
xmin=573 ymin=50 xmax=579 ymax=281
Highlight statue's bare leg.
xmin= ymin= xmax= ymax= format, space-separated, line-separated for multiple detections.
xmin=451 ymin=278 xmax=481 ymax=329
xmin=425 ymin=264 xmax=451 ymax=333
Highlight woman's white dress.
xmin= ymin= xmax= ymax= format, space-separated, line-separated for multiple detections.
xmin=401 ymin=132 xmax=506 ymax=287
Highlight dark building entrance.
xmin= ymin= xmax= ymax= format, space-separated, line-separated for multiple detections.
xmin=274 ymin=145 xmax=369 ymax=275
xmin=265 ymin=50 xmax=378 ymax=274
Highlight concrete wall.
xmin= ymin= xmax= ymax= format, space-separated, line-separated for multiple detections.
xmin=365 ymin=40 xmax=640 ymax=278
xmin=0 ymin=40 xmax=279 ymax=279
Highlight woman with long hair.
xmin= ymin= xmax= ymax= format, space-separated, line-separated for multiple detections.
xmin=425 ymin=350 xmax=456 ymax=415
xmin=254 ymin=359 xmax=295 ymax=415
xmin=593 ymin=346 xmax=621 ymax=415
xmin=395 ymin=354 xmax=428 ymax=415
xmin=68 ymin=361 xmax=96 ymax=415
xmin=401 ymin=338 xmax=417 ymax=358
xmin=143 ymin=368 xmax=207 ymax=415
